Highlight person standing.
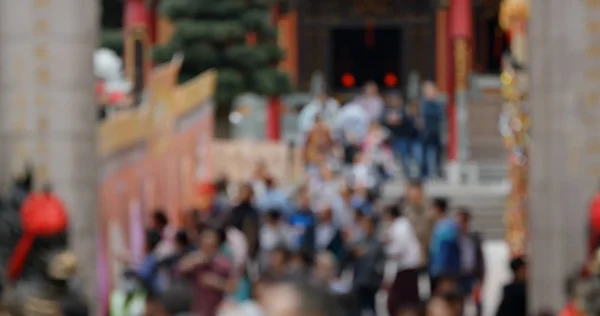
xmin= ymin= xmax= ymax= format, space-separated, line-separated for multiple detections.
xmin=351 ymin=215 xmax=385 ymax=316
xmin=304 ymin=207 xmax=345 ymax=266
xmin=383 ymin=204 xmax=422 ymax=316
xmin=495 ymin=257 xmax=527 ymax=316
xmin=355 ymin=81 xmax=385 ymax=122
xmin=419 ymin=82 xmax=444 ymax=178
xmin=298 ymin=91 xmax=340 ymax=135
xmin=304 ymin=116 xmax=335 ymax=169
xmin=259 ymin=210 xmax=290 ymax=267
xmin=158 ymin=230 xmax=196 ymax=289
xmin=289 ymin=190 xmax=316 ymax=252
xmin=255 ymin=177 xmax=290 ymax=215
xmin=152 ymin=210 xmax=177 ymax=260
xmin=178 ymin=226 xmax=233 ymax=316
xmin=229 ymin=184 xmax=260 ymax=261
xmin=137 ymin=230 xmax=163 ymax=293
xmin=456 ymin=208 xmax=485 ymax=316
xmin=589 ymin=182 xmax=600 ymax=257
xmin=404 ymin=180 xmax=432 ymax=266
xmin=428 ymin=198 xmax=461 ymax=292
xmin=383 ymin=92 xmax=421 ymax=179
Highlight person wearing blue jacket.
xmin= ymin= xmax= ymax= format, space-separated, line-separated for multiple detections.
xmin=289 ymin=192 xmax=316 ymax=251
xmin=429 ymin=198 xmax=461 ymax=292
xmin=420 ymin=82 xmax=445 ymax=178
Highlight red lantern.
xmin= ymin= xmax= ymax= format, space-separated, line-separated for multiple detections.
xmin=7 ymin=192 xmax=68 ymax=281
xmin=384 ymin=73 xmax=398 ymax=87
xmin=341 ymin=73 xmax=356 ymax=88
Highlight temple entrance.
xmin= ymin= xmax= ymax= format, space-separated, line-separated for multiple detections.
xmin=473 ymin=0 xmax=507 ymax=74
xmin=331 ymin=27 xmax=401 ymax=90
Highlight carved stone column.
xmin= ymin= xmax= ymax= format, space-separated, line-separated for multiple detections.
xmin=529 ymin=0 xmax=597 ymax=312
xmin=0 ymin=0 xmax=99 ymax=309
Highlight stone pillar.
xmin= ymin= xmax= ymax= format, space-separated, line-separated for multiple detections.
xmin=0 ymin=0 xmax=99 ymax=309
xmin=529 ymin=0 xmax=597 ymax=312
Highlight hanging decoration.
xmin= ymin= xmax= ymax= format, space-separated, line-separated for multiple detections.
xmin=499 ymin=0 xmax=529 ymax=32
xmin=499 ymin=0 xmax=529 ymax=258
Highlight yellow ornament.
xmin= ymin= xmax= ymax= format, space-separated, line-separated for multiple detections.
xmin=499 ymin=0 xmax=529 ymax=31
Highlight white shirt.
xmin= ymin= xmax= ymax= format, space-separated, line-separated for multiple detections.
xmin=334 ymin=102 xmax=370 ymax=141
xmin=385 ymin=217 xmax=421 ymax=270
xmin=315 ymin=224 xmax=336 ymax=249
xmin=154 ymin=226 xmax=177 ymax=260
xmin=260 ymin=224 xmax=289 ymax=252
xmin=460 ymin=235 xmax=476 ymax=273
xmin=227 ymin=227 xmax=248 ymax=272
xmin=298 ymin=98 xmax=341 ymax=133
xmin=352 ymin=164 xmax=376 ymax=189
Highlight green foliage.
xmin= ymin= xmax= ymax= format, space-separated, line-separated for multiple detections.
xmin=215 ymin=69 xmax=246 ymax=104
xmin=250 ymin=68 xmax=292 ymax=95
xmin=159 ymin=0 xmax=196 ymax=19
xmin=152 ymin=45 xmax=176 ymax=64
xmin=100 ymin=29 xmax=124 ymax=55
xmin=155 ymin=0 xmax=293 ymax=104
xmin=240 ymin=9 xmax=271 ymax=31
xmin=224 ymin=45 xmax=269 ymax=70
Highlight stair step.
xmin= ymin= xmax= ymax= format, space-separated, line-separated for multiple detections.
xmin=382 ymin=181 xmax=507 ymax=241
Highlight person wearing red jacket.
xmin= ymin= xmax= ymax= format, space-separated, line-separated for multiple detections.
xmin=588 ymin=187 xmax=600 ymax=258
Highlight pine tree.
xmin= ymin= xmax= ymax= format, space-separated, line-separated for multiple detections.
xmin=153 ymin=0 xmax=293 ymax=106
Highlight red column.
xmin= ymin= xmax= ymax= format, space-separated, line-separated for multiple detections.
xmin=446 ymin=10 xmax=456 ymax=162
xmin=123 ymin=0 xmax=151 ymax=96
xmin=148 ymin=1 xmax=158 ymax=44
xmin=266 ymin=5 xmax=282 ymax=141
xmin=266 ymin=98 xmax=281 ymax=141
xmin=447 ymin=0 xmax=472 ymax=162
xmin=124 ymin=0 xmax=147 ymax=30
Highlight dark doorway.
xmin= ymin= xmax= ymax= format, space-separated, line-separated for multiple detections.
xmin=473 ymin=4 xmax=507 ymax=74
xmin=331 ymin=27 xmax=401 ymax=90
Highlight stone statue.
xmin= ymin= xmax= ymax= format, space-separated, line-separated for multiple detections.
xmin=0 ymin=169 xmax=88 ymax=315
xmin=94 ymin=48 xmax=132 ymax=96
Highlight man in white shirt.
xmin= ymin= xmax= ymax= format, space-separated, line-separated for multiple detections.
xmin=383 ymin=204 xmax=422 ymax=316
xmin=298 ymin=92 xmax=340 ymax=135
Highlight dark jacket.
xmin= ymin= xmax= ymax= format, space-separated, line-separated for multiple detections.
xmin=495 ymin=281 xmax=527 ymax=316
xmin=229 ymin=201 xmax=260 ymax=258
xmin=351 ymin=236 xmax=385 ymax=292
xmin=469 ymin=232 xmax=485 ymax=280
xmin=462 ymin=232 xmax=485 ymax=280
xmin=302 ymin=224 xmax=346 ymax=265
xmin=420 ymin=99 xmax=443 ymax=138
xmin=381 ymin=107 xmax=419 ymax=141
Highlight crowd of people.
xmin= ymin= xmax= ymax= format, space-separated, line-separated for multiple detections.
xmin=107 ymin=80 xmax=533 ymax=316
xmin=299 ymin=80 xmax=445 ymax=182
xmin=108 ymin=166 xmax=520 ymax=316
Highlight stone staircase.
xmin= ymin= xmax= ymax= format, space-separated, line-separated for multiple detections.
xmin=382 ymin=181 xmax=507 ymax=240
xmin=467 ymin=75 xmax=507 ymax=164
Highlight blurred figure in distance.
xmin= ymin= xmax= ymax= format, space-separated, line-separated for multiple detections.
xmin=419 ymin=81 xmax=444 ymax=178
xmin=298 ymin=91 xmax=340 ymax=135
xmin=355 ymin=81 xmax=385 ymax=122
